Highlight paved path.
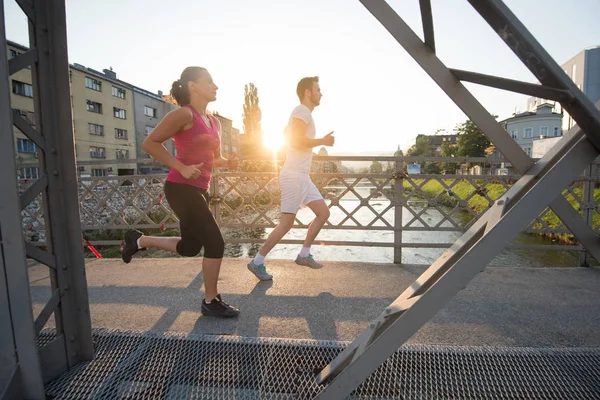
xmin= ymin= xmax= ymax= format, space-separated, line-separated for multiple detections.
xmin=29 ymin=258 xmax=600 ymax=346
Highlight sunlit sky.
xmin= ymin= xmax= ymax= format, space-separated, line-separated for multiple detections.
xmin=5 ymin=0 xmax=600 ymax=154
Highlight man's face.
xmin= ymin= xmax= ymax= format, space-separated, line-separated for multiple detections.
xmin=308 ymin=82 xmax=322 ymax=106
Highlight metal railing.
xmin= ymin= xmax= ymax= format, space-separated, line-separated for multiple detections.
xmin=17 ymin=156 xmax=600 ymax=263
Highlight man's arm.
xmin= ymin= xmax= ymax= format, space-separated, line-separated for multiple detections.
xmin=290 ymin=118 xmax=334 ymax=149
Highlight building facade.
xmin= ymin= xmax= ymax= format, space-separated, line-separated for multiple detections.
xmin=527 ymin=46 xmax=600 ymax=132
xmin=213 ymin=113 xmax=240 ymax=158
xmin=70 ymin=64 xmax=137 ymax=177
xmin=500 ymin=103 xmax=562 ymax=157
xmin=133 ymin=87 xmax=177 ymax=173
xmin=7 ymin=40 xmax=241 ymax=177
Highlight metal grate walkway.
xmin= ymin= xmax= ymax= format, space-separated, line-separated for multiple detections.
xmin=41 ymin=329 xmax=600 ymax=399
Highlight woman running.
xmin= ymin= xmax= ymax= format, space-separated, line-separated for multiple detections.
xmin=121 ymin=66 xmax=240 ymax=318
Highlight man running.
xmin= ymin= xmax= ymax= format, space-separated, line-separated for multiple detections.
xmin=247 ymin=76 xmax=335 ymax=280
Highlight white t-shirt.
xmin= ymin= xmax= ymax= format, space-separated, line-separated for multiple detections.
xmin=282 ymin=104 xmax=315 ymax=175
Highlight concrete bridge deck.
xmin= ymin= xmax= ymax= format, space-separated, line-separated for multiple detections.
xmin=29 ymin=258 xmax=600 ymax=347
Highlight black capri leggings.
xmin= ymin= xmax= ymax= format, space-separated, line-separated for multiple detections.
xmin=164 ymin=181 xmax=225 ymax=259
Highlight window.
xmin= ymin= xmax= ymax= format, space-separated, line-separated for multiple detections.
xmin=524 ymin=147 xmax=531 ymax=157
xmin=87 ymin=100 xmax=102 ymax=113
xmin=91 ymin=168 xmax=108 ymax=177
xmin=113 ymin=107 xmax=126 ymax=119
xmin=540 ymin=126 xmax=548 ymax=136
xmin=554 ymin=126 xmax=560 ymax=136
xmin=112 ymin=86 xmax=126 ymax=99
xmin=17 ymin=138 xmax=37 ymax=153
xmin=88 ymin=123 xmax=104 ymax=136
xmin=12 ymin=80 xmax=33 ymax=97
xmin=9 ymin=49 xmax=22 ymax=59
xmin=116 ymin=149 xmax=129 ymax=159
xmin=19 ymin=167 xmax=39 ymax=180
xmin=232 ymin=146 xmax=237 ymax=153
xmin=524 ymin=128 xmax=533 ymax=138
xmin=115 ymin=128 xmax=128 ymax=139
xmin=90 ymin=146 xmax=105 ymax=158
xmin=145 ymin=126 xmax=154 ymax=136
xmin=144 ymin=106 xmax=157 ymax=118
xmin=14 ymin=109 xmax=35 ymax=126
xmin=85 ymin=77 xmax=102 ymax=91
xmin=510 ymin=129 xmax=518 ymax=139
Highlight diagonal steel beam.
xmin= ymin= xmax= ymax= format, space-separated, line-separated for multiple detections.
xmin=315 ymin=0 xmax=600 ymax=397
xmin=317 ymin=126 xmax=597 ymax=398
xmin=357 ymin=0 xmax=600 ymax=267
xmin=467 ymin=0 xmax=600 ymax=146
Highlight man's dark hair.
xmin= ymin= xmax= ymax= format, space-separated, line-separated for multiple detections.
xmin=296 ymin=76 xmax=319 ymax=101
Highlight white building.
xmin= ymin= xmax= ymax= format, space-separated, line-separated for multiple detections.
xmin=532 ymin=136 xmax=562 ymax=159
xmin=527 ymin=46 xmax=600 ymax=132
xmin=500 ymin=103 xmax=562 ymax=157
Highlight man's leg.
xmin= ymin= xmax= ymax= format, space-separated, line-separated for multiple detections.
xmin=302 ymin=199 xmax=330 ymax=248
xmin=247 ymin=213 xmax=295 ymax=280
xmin=258 ymin=213 xmax=296 ymax=257
xmin=295 ymin=199 xmax=330 ymax=269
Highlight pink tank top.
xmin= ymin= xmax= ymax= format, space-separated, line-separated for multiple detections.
xmin=166 ymin=105 xmax=220 ymax=189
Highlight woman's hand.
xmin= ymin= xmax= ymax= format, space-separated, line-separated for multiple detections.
xmin=178 ymin=163 xmax=204 ymax=180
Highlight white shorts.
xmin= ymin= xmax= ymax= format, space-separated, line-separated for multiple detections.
xmin=279 ymin=173 xmax=323 ymax=214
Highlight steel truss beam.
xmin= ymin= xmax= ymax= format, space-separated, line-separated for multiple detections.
xmin=0 ymin=1 xmax=44 ymax=398
xmin=315 ymin=0 xmax=600 ymax=398
xmin=1 ymin=0 xmax=93 ymax=398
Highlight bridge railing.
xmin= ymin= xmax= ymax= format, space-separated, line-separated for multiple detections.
xmin=17 ymin=156 xmax=600 ymax=263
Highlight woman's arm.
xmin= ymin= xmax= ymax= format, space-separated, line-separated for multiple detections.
xmin=142 ymin=107 xmax=192 ymax=173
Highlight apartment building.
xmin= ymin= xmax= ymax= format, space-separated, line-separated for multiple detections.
xmin=213 ymin=113 xmax=240 ymax=157
xmin=133 ymin=87 xmax=177 ymax=174
xmin=70 ymin=64 xmax=137 ymax=177
xmin=527 ymin=46 xmax=600 ymax=132
xmin=7 ymin=39 xmax=241 ymax=177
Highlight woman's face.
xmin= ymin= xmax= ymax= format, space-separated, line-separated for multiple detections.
xmin=189 ymin=70 xmax=218 ymax=102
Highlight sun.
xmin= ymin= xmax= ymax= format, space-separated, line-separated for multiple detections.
xmin=263 ymin=132 xmax=284 ymax=151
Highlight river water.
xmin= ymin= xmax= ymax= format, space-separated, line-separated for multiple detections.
xmin=225 ymin=186 xmax=585 ymax=267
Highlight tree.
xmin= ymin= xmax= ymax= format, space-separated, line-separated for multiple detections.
xmin=455 ymin=119 xmax=491 ymax=157
xmin=162 ymin=94 xmax=178 ymax=106
xmin=406 ymin=135 xmax=440 ymax=174
xmin=406 ymin=135 xmax=434 ymax=157
xmin=370 ymin=160 xmax=383 ymax=174
xmin=240 ymin=83 xmax=268 ymax=159
xmin=242 ymin=83 xmax=262 ymax=137
xmin=440 ymin=141 xmax=459 ymax=174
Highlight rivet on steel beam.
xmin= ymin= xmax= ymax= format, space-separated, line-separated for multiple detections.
xmin=51 ymin=148 xmax=57 ymax=154
xmin=62 ymin=264 xmax=68 ymax=270
xmin=70 ymin=335 xmax=76 ymax=342
xmin=53 ymin=170 xmax=59 ymax=176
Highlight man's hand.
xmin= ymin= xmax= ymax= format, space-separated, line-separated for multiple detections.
xmin=322 ymin=131 xmax=335 ymax=146
xmin=227 ymin=153 xmax=240 ymax=169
